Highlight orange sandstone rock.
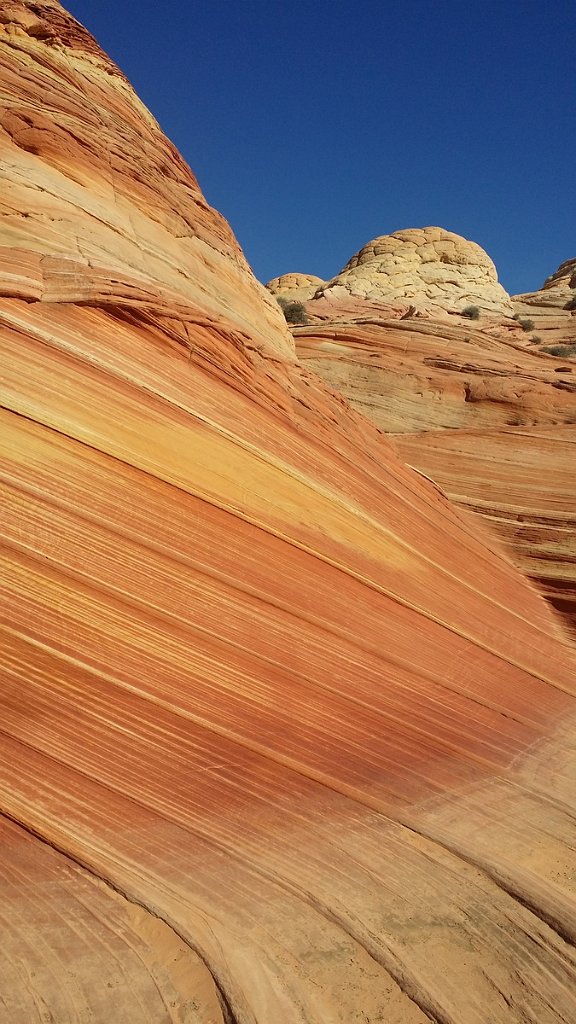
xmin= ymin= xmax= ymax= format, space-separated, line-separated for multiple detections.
xmin=296 ymin=312 xmax=576 ymax=636
xmin=1 ymin=5 xmax=576 ymax=1024
xmin=0 ymin=1 xmax=293 ymax=362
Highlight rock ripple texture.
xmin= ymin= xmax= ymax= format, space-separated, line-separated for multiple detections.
xmin=1 ymin=5 xmax=576 ymax=1024
xmin=315 ymin=226 xmax=513 ymax=315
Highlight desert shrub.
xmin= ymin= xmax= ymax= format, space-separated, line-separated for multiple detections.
xmin=541 ymin=344 xmax=576 ymax=358
xmin=518 ymin=318 xmax=535 ymax=332
xmin=529 ymin=335 xmax=542 ymax=344
xmin=277 ymin=298 xmax=308 ymax=325
xmin=564 ymin=296 xmax=576 ymax=310
xmin=462 ymin=305 xmax=480 ymax=320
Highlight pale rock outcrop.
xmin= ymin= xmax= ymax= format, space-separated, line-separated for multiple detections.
xmin=2 ymin=6 xmax=576 ymax=1024
xmin=512 ymin=258 xmax=576 ymax=347
xmin=314 ymin=226 xmax=514 ymax=315
xmin=520 ymin=257 xmax=576 ymax=306
xmin=266 ymin=271 xmax=325 ymax=302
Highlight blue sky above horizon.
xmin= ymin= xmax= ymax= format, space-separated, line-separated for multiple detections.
xmin=67 ymin=0 xmax=574 ymax=295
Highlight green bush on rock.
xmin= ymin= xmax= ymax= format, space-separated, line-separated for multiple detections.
xmin=541 ymin=344 xmax=576 ymax=358
xmin=277 ymin=297 xmax=309 ymax=325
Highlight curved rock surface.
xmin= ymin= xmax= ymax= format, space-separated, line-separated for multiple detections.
xmin=513 ymin=258 xmax=576 ymax=348
xmin=543 ymin=258 xmax=576 ymax=292
xmin=518 ymin=257 xmax=576 ymax=306
xmin=2 ymin=5 xmax=576 ymax=1024
xmin=296 ymin=316 xmax=576 ymax=637
xmin=398 ymin=425 xmax=576 ymax=640
xmin=314 ymin=227 xmax=513 ymax=316
xmin=266 ymin=272 xmax=325 ymax=302
xmin=296 ymin=318 xmax=576 ymax=433
xmin=0 ymin=0 xmax=293 ymax=363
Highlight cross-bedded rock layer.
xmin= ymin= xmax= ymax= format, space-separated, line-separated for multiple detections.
xmin=296 ymin=313 xmax=576 ymax=637
xmin=512 ymin=258 xmax=576 ymax=348
xmin=2 ymin=5 xmax=576 ymax=1023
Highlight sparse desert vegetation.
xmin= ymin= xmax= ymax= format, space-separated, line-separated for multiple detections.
xmin=541 ymin=343 xmax=576 ymax=358
xmin=277 ymin=296 xmax=309 ymax=325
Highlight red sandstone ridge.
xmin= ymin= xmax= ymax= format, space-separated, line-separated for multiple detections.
xmin=0 ymin=0 xmax=293 ymax=362
xmin=1 ymin=5 xmax=576 ymax=1023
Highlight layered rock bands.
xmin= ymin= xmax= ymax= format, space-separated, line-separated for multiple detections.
xmin=1 ymin=5 xmax=576 ymax=1024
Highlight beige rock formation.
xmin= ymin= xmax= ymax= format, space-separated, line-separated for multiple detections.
xmin=266 ymin=271 xmax=325 ymax=302
xmin=513 ymin=258 xmax=576 ymax=347
xmin=524 ymin=257 xmax=576 ymax=304
xmin=314 ymin=227 xmax=513 ymax=316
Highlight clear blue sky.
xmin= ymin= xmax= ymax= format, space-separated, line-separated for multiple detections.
xmin=66 ymin=0 xmax=574 ymax=296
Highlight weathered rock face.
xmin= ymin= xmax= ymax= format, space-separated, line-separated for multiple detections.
xmin=397 ymin=424 xmax=576 ymax=639
xmin=544 ymin=257 xmax=576 ymax=291
xmin=0 ymin=0 xmax=294 ymax=362
xmin=314 ymin=227 xmax=514 ymax=316
xmin=519 ymin=257 xmax=576 ymax=306
xmin=512 ymin=258 xmax=576 ymax=348
xmin=2 ymin=6 xmax=576 ymax=1024
xmin=296 ymin=318 xmax=576 ymax=433
xmin=296 ymin=313 xmax=576 ymax=636
xmin=266 ymin=271 xmax=325 ymax=302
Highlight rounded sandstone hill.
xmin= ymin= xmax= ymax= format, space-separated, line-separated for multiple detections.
xmin=316 ymin=226 xmax=513 ymax=315
xmin=266 ymin=272 xmax=325 ymax=302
